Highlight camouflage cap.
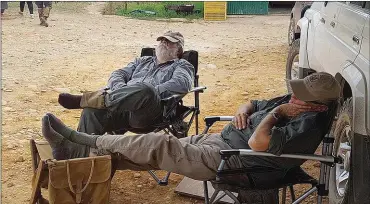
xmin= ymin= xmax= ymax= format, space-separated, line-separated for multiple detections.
xmin=289 ymin=72 xmax=341 ymax=102
xmin=157 ymin=31 xmax=184 ymax=47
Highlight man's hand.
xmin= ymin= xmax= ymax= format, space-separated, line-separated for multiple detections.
xmin=233 ymin=112 xmax=250 ymax=130
xmin=274 ymin=103 xmax=313 ymax=118
xmin=232 ymin=103 xmax=253 ymax=130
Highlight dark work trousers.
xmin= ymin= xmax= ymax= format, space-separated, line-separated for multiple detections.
xmin=20 ymin=1 xmax=34 ymax=14
xmin=35 ymin=1 xmax=52 ymax=8
xmin=78 ymin=83 xmax=164 ymax=134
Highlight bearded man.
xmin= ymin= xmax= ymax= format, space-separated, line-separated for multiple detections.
xmin=58 ymin=31 xmax=194 ymax=135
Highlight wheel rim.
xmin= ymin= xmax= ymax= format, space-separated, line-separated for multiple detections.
xmin=335 ymin=125 xmax=351 ymax=197
xmin=291 ymin=54 xmax=299 ymax=80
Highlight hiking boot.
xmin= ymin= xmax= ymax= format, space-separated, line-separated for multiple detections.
xmin=40 ymin=17 xmax=48 ymax=27
xmin=41 ymin=7 xmax=50 ymax=27
xmin=38 ymin=8 xmax=43 ymax=25
xmin=18 ymin=11 xmax=23 ymax=15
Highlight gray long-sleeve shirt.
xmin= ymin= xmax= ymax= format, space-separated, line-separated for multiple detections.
xmin=108 ymin=56 xmax=194 ymax=99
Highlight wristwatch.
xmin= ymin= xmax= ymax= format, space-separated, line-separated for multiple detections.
xmin=269 ymin=111 xmax=281 ymax=120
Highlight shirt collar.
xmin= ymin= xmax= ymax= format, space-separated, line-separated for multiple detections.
xmin=153 ymin=56 xmax=178 ymax=66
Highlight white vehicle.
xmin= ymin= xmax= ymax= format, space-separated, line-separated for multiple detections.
xmin=286 ymin=1 xmax=369 ymax=204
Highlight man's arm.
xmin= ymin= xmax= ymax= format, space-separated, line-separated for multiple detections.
xmin=248 ymin=103 xmax=312 ymax=152
xmin=155 ymin=60 xmax=194 ymax=97
xmin=248 ymin=112 xmax=279 ymax=151
xmin=107 ymin=58 xmax=141 ymax=91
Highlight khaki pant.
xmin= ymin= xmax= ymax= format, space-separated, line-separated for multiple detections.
xmin=94 ymin=133 xmax=243 ymax=181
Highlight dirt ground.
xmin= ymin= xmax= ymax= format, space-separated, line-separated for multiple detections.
xmin=1 ymin=2 xmax=325 ymax=204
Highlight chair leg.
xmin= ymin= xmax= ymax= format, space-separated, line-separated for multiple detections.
xmin=212 ymin=191 xmax=226 ymax=204
xmin=203 ymin=181 xmax=209 ymax=204
xmin=209 ymin=189 xmax=220 ymax=203
xmin=317 ymin=195 xmax=323 ymax=204
xmin=292 ymin=186 xmax=317 ymax=204
xmin=289 ymin=185 xmax=296 ymax=201
xmin=224 ymin=190 xmax=240 ymax=204
xmin=147 ymin=170 xmax=171 ymax=186
xmin=281 ymin=186 xmax=287 ymax=204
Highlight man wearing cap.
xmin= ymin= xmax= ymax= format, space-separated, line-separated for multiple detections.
xmin=42 ymin=72 xmax=340 ymax=181
xmin=58 ymin=31 xmax=194 ymax=135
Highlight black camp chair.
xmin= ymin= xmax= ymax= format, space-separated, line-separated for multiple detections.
xmin=110 ymin=47 xmax=206 ymax=185
xmin=202 ymin=102 xmax=341 ymax=204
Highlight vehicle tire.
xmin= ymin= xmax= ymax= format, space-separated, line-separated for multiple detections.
xmin=329 ymin=98 xmax=353 ymax=204
xmin=288 ymin=18 xmax=295 ymax=45
xmin=285 ymin=39 xmax=300 ymax=92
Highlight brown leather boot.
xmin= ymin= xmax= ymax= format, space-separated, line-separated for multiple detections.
xmin=42 ymin=7 xmax=50 ymax=27
xmin=38 ymin=8 xmax=47 ymax=26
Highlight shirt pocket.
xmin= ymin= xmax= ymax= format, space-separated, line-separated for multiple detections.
xmin=248 ymin=111 xmax=267 ymax=129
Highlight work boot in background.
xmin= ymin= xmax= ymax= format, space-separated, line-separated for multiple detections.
xmin=38 ymin=8 xmax=47 ymax=26
xmin=42 ymin=6 xmax=50 ymax=27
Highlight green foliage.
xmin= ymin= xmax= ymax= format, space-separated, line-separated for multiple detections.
xmin=104 ymin=2 xmax=204 ymax=20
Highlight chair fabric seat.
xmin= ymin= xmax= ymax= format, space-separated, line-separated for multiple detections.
xmin=212 ymin=167 xmax=317 ymax=192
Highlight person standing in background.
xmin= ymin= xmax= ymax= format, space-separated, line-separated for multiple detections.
xmin=19 ymin=1 xmax=34 ymax=18
xmin=35 ymin=1 xmax=52 ymax=27
xmin=1 ymin=1 xmax=8 ymax=16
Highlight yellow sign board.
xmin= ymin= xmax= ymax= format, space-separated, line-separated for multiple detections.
xmin=204 ymin=2 xmax=227 ymax=21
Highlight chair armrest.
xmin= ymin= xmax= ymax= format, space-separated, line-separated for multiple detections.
xmin=161 ymin=86 xmax=207 ymax=105
xmin=220 ymin=149 xmax=340 ymax=164
xmin=189 ymin=86 xmax=206 ymax=93
xmin=204 ymin=116 xmax=233 ymax=127
xmin=161 ymin=94 xmax=185 ymax=104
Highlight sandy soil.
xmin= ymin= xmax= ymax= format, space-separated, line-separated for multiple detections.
xmin=1 ymin=2 xmax=325 ymax=203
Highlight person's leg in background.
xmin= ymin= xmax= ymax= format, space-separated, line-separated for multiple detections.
xmin=35 ymin=1 xmax=45 ymax=25
xmin=1 ymin=1 xmax=8 ymax=16
xmin=35 ymin=1 xmax=51 ymax=27
xmin=42 ymin=1 xmax=52 ymax=27
xmin=19 ymin=1 xmax=25 ymax=15
xmin=19 ymin=1 xmax=34 ymax=18
xmin=26 ymin=1 xmax=34 ymax=18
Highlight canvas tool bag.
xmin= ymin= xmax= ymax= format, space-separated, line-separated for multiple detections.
xmin=47 ymin=155 xmax=112 ymax=204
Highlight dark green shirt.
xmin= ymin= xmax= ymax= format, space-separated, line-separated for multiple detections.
xmin=221 ymin=94 xmax=330 ymax=170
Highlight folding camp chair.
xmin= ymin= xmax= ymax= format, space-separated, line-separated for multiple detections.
xmin=201 ymin=102 xmax=341 ymax=204
xmin=109 ymin=47 xmax=206 ymax=185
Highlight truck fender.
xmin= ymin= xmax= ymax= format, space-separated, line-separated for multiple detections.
xmin=297 ymin=17 xmax=310 ymax=70
xmin=341 ymin=63 xmax=368 ymax=135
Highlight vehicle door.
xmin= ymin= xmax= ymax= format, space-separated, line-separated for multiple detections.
xmin=306 ymin=2 xmax=340 ymax=72
xmin=328 ymin=2 xmax=368 ymax=74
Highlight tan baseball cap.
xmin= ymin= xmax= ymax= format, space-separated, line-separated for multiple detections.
xmin=157 ymin=31 xmax=184 ymax=47
xmin=289 ymin=72 xmax=341 ymax=102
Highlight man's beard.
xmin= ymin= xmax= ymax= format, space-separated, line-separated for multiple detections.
xmin=155 ymin=43 xmax=178 ymax=62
